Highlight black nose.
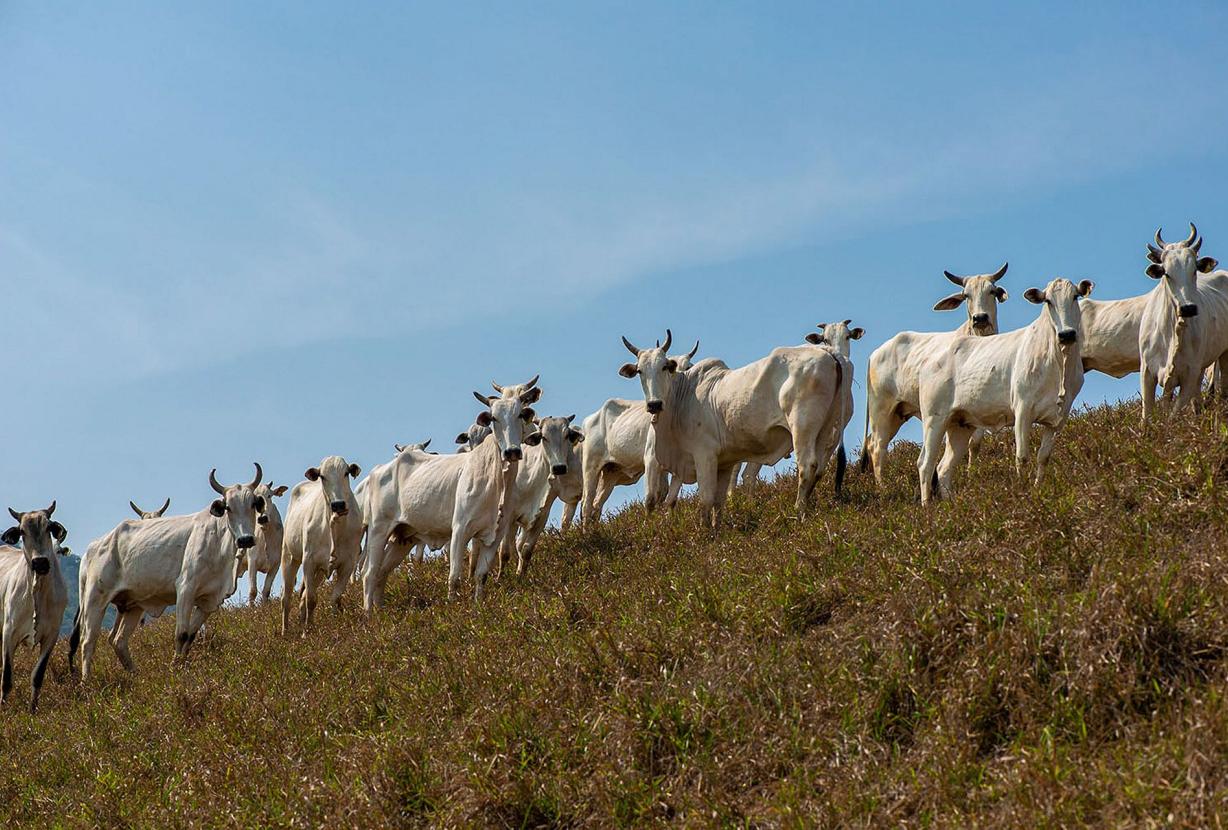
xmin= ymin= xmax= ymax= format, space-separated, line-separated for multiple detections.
xmin=1057 ymin=329 xmax=1077 ymax=345
xmin=30 ymin=558 xmax=50 ymax=576
xmin=972 ymin=313 xmax=990 ymax=327
xmin=330 ymin=500 xmax=347 ymax=514
xmin=236 ymin=535 xmax=256 ymax=550
xmin=1179 ymin=304 xmax=1199 ymax=318
xmin=646 ymin=400 xmax=664 ymax=414
xmin=503 ymin=447 xmax=523 ymax=462
xmin=551 ymin=464 xmax=568 ymax=476
xmin=257 ymin=515 xmax=269 ymax=525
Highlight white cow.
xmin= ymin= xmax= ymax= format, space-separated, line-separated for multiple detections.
xmin=70 ymin=466 xmax=263 ymax=679
xmin=355 ymin=441 xmax=434 ymax=573
xmin=862 ymin=264 xmax=1009 ymax=485
xmin=498 ymin=415 xmax=584 ymax=576
xmin=0 ymin=503 xmax=69 ymax=712
xmin=581 ymin=341 xmax=700 ymax=524
xmin=237 ymin=482 xmax=288 ymax=605
xmin=455 ymin=423 xmax=492 ymax=453
xmin=1139 ymin=224 xmax=1228 ymax=420
xmin=915 ymin=278 xmax=1093 ymax=504
xmin=281 ymin=456 xmax=365 ymax=635
xmin=619 ymin=330 xmax=852 ymax=526
xmin=363 ymin=378 xmax=538 ymax=605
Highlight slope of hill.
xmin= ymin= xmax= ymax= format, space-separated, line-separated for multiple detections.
xmin=2 ymin=401 xmax=1227 ymax=828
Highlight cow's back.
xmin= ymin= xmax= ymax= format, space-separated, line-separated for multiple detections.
xmin=0 ymin=546 xmax=33 ymax=642
xmin=396 ymin=451 xmax=467 ymax=544
xmin=1081 ymin=294 xmax=1148 ymax=377
xmin=95 ymin=515 xmax=195 ymax=607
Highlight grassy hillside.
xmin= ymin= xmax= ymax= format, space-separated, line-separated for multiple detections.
xmin=4 ymin=401 xmax=1228 ymax=827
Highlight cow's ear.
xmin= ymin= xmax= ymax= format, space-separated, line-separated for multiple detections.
xmin=1198 ymin=257 xmax=1219 ymax=274
xmin=348 ymin=463 xmax=361 ymax=478
xmin=663 ymin=359 xmax=678 ymax=373
xmin=209 ymin=499 xmax=227 ymax=518
xmin=849 ymin=327 xmax=866 ymax=340
xmin=520 ymin=407 xmax=536 ymax=422
xmin=933 ymin=291 xmax=966 ymax=311
xmin=1077 ymin=280 xmax=1094 ymax=298
xmin=304 ymin=467 xmax=321 ymax=481
xmin=1023 ymin=287 xmax=1046 ymax=304
xmin=994 ymin=287 xmax=1008 ymax=302
xmin=567 ymin=429 xmax=585 ymax=444
xmin=252 ymin=495 xmax=266 ymax=513
xmin=520 ymin=387 xmax=542 ymax=405
xmin=49 ymin=521 xmax=67 ymax=542
xmin=455 ymin=432 xmax=470 ymax=445
xmin=272 ymin=485 xmax=289 ymax=497
xmin=804 ymin=333 xmax=823 ymax=345
xmin=476 ymin=410 xmax=494 ymax=427
xmin=524 ymin=431 xmax=543 ymax=446
xmin=1 ymin=527 xmax=19 ymax=546
xmin=1146 ymin=263 xmax=1164 ymax=279
xmin=619 ymin=363 xmax=639 ymax=378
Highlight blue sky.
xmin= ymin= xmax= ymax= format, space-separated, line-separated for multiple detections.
xmin=3 ymin=1 xmax=1227 ymax=565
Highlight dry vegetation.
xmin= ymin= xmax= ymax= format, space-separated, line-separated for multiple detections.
xmin=4 ymin=402 xmax=1228 ymax=827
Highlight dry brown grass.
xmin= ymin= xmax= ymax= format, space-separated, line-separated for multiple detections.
xmin=4 ymin=401 xmax=1228 ymax=828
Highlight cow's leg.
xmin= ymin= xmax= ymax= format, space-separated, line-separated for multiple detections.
xmin=1212 ymin=355 xmax=1228 ymax=399
xmin=664 ymin=473 xmax=684 ymax=510
xmin=0 ymin=634 xmax=11 ymax=706
xmin=1140 ymin=365 xmax=1157 ymax=424
xmin=1034 ymin=425 xmax=1059 ymax=486
xmin=866 ymin=403 xmax=906 ymax=488
xmin=581 ymin=454 xmax=603 ymax=527
xmin=280 ymin=553 xmax=301 ymax=636
xmin=560 ymin=500 xmax=578 ymax=532
xmin=447 ymin=529 xmax=473 ymax=601
xmin=300 ymin=561 xmax=321 ymax=633
xmin=644 ymin=454 xmax=665 ymax=513
xmin=111 ymin=608 xmax=142 ymax=673
xmin=173 ymin=587 xmax=196 ymax=659
xmin=413 ymin=543 xmax=426 ymax=565
xmin=792 ymin=409 xmax=827 ymax=516
xmin=518 ymin=496 xmax=557 ymax=577
xmin=742 ymin=463 xmax=763 ymax=487
xmin=714 ymin=465 xmax=737 ymax=522
xmin=1013 ymin=417 xmax=1033 ymax=481
xmin=328 ymin=555 xmax=354 ymax=612
xmin=77 ymin=590 xmax=111 ymax=682
xmin=30 ymin=629 xmax=56 ymax=713
xmin=472 ymin=541 xmax=499 ymax=602
xmin=726 ymin=463 xmax=743 ymax=497
xmin=966 ymin=428 xmax=987 ymax=470
xmin=374 ymin=537 xmax=411 ymax=608
xmin=917 ymin=416 xmax=946 ymax=506
xmin=497 ymin=525 xmax=516 ymax=578
xmin=261 ymin=568 xmax=276 ymax=603
xmin=691 ymin=453 xmax=720 ymax=528
xmin=938 ymin=425 xmax=975 ymax=498
xmin=1172 ymin=369 xmax=1202 ymax=416
xmin=248 ymin=561 xmax=260 ymax=606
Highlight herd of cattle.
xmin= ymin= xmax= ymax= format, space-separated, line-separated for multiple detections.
xmin=1 ymin=224 xmax=1226 ymax=713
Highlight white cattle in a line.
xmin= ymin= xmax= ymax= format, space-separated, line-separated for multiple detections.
xmin=1139 ymin=224 xmax=1228 ymax=420
xmin=581 ymin=342 xmax=700 ymax=524
xmin=70 ymin=466 xmax=264 ymax=679
xmin=498 ymin=415 xmax=584 ymax=576
xmin=619 ymin=330 xmax=853 ymax=526
xmin=862 ymin=264 xmax=1009 ymax=485
xmin=281 ymin=456 xmax=365 ymax=635
xmin=915 ymin=278 xmax=1093 ymax=504
xmin=0 ymin=503 xmax=69 ymax=712
xmin=237 ymin=482 xmax=288 ymax=605
xmin=363 ymin=378 xmax=539 ymax=606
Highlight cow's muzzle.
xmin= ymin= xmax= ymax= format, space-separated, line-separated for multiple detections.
xmin=551 ymin=464 xmax=568 ymax=476
xmin=646 ymin=400 xmax=664 ymax=415
xmin=257 ymin=515 xmax=269 ymax=525
xmin=30 ymin=557 xmax=50 ymax=576
xmin=971 ymin=313 xmax=991 ymax=329
xmin=330 ymin=500 xmax=348 ymax=515
xmin=235 ymin=534 xmax=256 ymax=550
xmin=1179 ymin=303 xmax=1199 ymax=318
xmin=503 ymin=447 xmax=523 ymax=462
xmin=1057 ymin=329 xmax=1078 ymax=345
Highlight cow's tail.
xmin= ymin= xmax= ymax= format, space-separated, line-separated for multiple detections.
xmin=67 ymin=607 xmax=81 ymax=674
xmin=859 ymin=389 xmax=872 ymax=475
xmin=827 ymin=351 xmax=849 ymax=497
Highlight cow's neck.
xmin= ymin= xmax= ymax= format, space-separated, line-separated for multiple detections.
xmin=1024 ymin=313 xmax=1082 ymax=403
xmin=650 ymin=373 xmax=701 ymax=469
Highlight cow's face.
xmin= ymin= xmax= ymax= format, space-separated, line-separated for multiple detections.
xmin=933 ymin=263 xmax=1009 ymax=334
xmin=2 ymin=503 xmax=66 ymax=577
xmin=619 ymin=330 xmax=680 ymax=419
xmin=474 ymin=385 xmax=537 ymax=462
xmin=1024 ymin=278 xmax=1093 ymax=349
xmin=524 ymin=415 xmax=584 ymax=478
xmin=304 ymin=456 xmax=360 ymax=519
xmin=454 ymin=423 xmax=492 ymax=453
xmin=1146 ymin=225 xmax=1217 ymax=321
xmin=253 ymin=483 xmax=288 ymax=526
xmin=208 ymin=464 xmax=264 ymax=551
xmin=805 ymin=320 xmax=864 ymax=357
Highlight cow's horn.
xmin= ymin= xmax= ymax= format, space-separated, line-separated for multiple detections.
xmin=661 ymin=329 xmax=672 ymax=352
xmin=842 ymin=318 xmax=852 ymax=326
xmin=7 ymin=508 xmax=19 ymax=522
xmin=1183 ymin=223 xmax=1198 ymax=247
xmin=989 ymin=262 xmax=1008 ymax=282
xmin=130 ymin=501 xmax=144 ymax=517
xmin=1192 ymin=235 xmax=1203 ymax=255
xmin=522 ymin=373 xmax=539 ymax=390
xmin=249 ymin=463 xmax=263 ymax=488
xmin=1155 ymin=227 xmax=1167 ymax=248
xmin=420 ymin=438 xmax=431 ymax=450
xmin=621 ymin=336 xmax=641 ymax=357
xmin=491 ymin=381 xmax=505 ymax=394
xmin=157 ymin=497 xmax=171 ymax=515
xmin=474 ymin=391 xmax=493 ymax=406
xmin=209 ymin=469 xmax=227 ymax=495
xmin=45 ymin=500 xmax=56 ymax=518
xmin=686 ymin=339 xmax=700 ymax=360
xmin=943 ymin=270 xmax=965 ymax=287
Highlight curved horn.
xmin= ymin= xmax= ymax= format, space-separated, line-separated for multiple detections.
xmin=1155 ymin=227 xmax=1167 ymax=248
xmin=566 ymin=414 xmax=576 ymax=423
xmin=7 ymin=508 xmax=19 ymax=523
xmin=1147 ymin=243 xmax=1163 ymax=261
xmin=394 ymin=443 xmax=406 ymax=453
xmin=522 ymin=373 xmax=539 ymax=390
xmin=156 ymin=497 xmax=171 ymax=516
xmin=686 ymin=340 xmax=699 ymax=360
xmin=1192 ymin=235 xmax=1203 ymax=255
xmin=420 ymin=438 xmax=431 ymax=450
xmin=129 ymin=501 xmax=144 ymax=518
xmin=209 ymin=469 xmax=227 ymax=495
xmin=989 ymin=262 xmax=1008 ymax=282
xmin=473 ymin=390 xmax=493 ymax=407
xmin=661 ymin=329 xmax=672 ymax=352
xmin=45 ymin=500 xmax=56 ymax=518
xmin=621 ymin=336 xmax=641 ymax=357
xmin=249 ymin=463 xmax=263 ymax=488
xmin=1183 ymin=223 xmax=1198 ymax=247
xmin=943 ymin=270 xmax=966 ymax=287
xmin=491 ymin=381 xmax=505 ymax=394
xmin=841 ymin=318 xmax=852 ymax=326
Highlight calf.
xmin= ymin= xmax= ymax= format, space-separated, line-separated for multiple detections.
xmin=916 ymin=278 xmax=1092 ymax=504
xmin=1139 ymin=224 xmax=1228 ymax=420
xmin=237 ymin=482 xmax=288 ymax=605
xmin=499 ymin=415 xmax=584 ymax=576
xmin=281 ymin=456 xmax=364 ymax=634
xmin=0 ymin=503 xmax=69 ymax=712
